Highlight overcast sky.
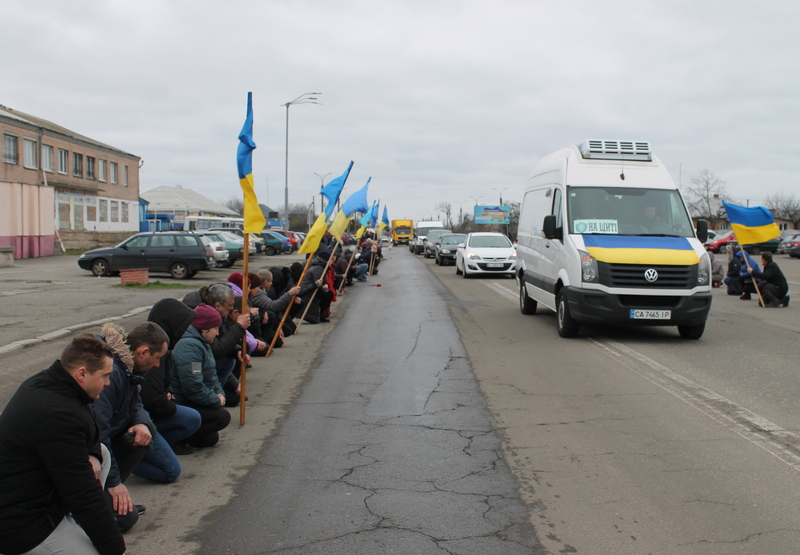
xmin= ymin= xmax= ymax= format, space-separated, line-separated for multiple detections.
xmin=3 ymin=0 xmax=799 ymax=224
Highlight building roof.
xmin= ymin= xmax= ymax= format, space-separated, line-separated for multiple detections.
xmin=140 ymin=185 xmax=238 ymax=216
xmin=0 ymin=104 xmax=138 ymax=159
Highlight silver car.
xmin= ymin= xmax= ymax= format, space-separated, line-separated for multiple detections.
xmin=196 ymin=232 xmax=231 ymax=267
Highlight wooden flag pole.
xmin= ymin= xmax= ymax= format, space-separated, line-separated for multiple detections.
xmin=367 ymin=242 xmax=377 ymax=279
xmin=337 ymin=249 xmax=357 ymax=295
xmin=739 ymin=245 xmax=766 ymax=307
xmin=266 ymin=253 xmax=314 ymax=357
xmin=239 ymin=233 xmax=251 ymax=425
xmin=296 ymin=240 xmax=341 ymax=331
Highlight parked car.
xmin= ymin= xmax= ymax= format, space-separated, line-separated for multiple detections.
xmin=706 ymin=230 xmax=779 ymax=254
xmin=209 ymin=227 xmax=262 ymax=254
xmin=212 ymin=230 xmax=255 ymax=264
xmin=434 ymin=233 xmax=466 ymax=266
xmin=705 ymin=230 xmax=736 ymax=253
xmin=269 ymin=229 xmax=299 ymax=251
xmin=423 ymin=229 xmax=452 ymax=258
xmin=786 ymin=238 xmax=800 ymax=258
xmin=262 ymin=230 xmax=293 ymax=254
xmin=198 ymin=232 xmax=230 ymax=267
xmin=455 ymin=232 xmax=516 ymax=278
xmin=778 ymin=233 xmax=800 ymax=254
xmin=77 ymin=231 xmax=214 ymax=279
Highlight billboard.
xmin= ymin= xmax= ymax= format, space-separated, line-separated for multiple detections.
xmin=474 ymin=205 xmax=511 ymax=225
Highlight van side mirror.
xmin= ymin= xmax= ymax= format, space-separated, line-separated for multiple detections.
xmin=543 ymin=215 xmax=560 ymax=240
xmin=696 ymin=219 xmax=708 ymax=243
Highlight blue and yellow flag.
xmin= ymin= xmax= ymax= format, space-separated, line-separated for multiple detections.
xmin=298 ymin=212 xmax=328 ymax=255
xmin=584 ymin=236 xmax=699 ymax=265
xmin=321 ymin=161 xmax=353 ymax=221
xmin=328 ymin=177 xmax=371 ymax=240
xmin=723 ymin=201 xmax=781 ymax=245
xmin=237 ymin=92 xmax=266 ymax=234
xmin=377 ymin=206 xmax=389 ymax=237
xmin=360 ymin=200 xmax=376 ymax=228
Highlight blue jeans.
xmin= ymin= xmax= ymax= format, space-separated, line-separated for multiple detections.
xmin=216 ymin=357 xmax=236 ymax=390
xmin=354 ymin=263 xmax=368 ymax=280
xmin=132 ymin=405 xmax=201 ymax=483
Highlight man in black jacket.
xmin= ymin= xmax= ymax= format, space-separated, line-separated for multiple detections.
xmin=0 ymin=334 xmax=125 ymax=555
xmin=748 ymin=252 xmax=790 ymax=308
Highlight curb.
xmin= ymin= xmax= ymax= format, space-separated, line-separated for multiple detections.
xmin=0 ymin=305 xmax=153 ymax=356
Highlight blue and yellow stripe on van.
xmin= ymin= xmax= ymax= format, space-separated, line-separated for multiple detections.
xmin=583 ymin=236 xmax=699 ymax=265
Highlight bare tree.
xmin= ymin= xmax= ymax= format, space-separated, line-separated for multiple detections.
xmin=507 ymin=201 xmax=521 ymax=240
xmin=765 ymin=192 xmax=800 ymax=230
xmin=287 ymin=202 xmax=315 ymax=232
xmin=435 ymin=201 xmax=453 ymax=228
xmin=685 ymin=169 xmax=729 ymax=229
xmin=222 ymin=195 xmax=244 ymax=216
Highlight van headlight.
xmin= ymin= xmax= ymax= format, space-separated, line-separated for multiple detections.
xmin=578 ymin=249 xmax=599 ymax=283
xmin=698 ymin=253 xmax=711 ymax=285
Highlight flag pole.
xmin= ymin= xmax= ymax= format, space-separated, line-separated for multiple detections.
xmin=296 ymin=239 xmax=341 ymax=331
xmin=367 ymin=241 xmax=377 ymax=279
xmin=266 ymin=253 xmax=314 ymax=357
xmin=337 ymin=235 xmax=357 ymax=295
xmin=239 ymin=233 xmax=250 ymax=425
xmin=739 ymin=244 xmax=766 ymax=307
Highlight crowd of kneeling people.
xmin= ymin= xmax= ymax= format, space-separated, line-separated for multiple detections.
xmin=0 ymin=238 xmax=383 ymax=555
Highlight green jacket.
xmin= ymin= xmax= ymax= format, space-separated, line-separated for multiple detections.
xmin=172 ymin=326 xmax=224 ymax=408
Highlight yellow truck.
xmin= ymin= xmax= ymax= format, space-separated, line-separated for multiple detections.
xmin=391 ymin=219 xmax=414 ymax=246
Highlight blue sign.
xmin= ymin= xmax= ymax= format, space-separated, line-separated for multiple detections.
xmin=474 ymin=205 xmax=511 ymax=225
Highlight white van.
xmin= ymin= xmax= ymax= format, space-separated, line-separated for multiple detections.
xmin=516 ymin=140 xmax=711 ymax=339
xmin=410 ymin=220 xmax=444 ymax=254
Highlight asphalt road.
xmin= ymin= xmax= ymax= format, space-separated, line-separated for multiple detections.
xmin=3 ymin=248 xmax=800 ymax=554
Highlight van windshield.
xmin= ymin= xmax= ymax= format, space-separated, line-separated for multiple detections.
xmin=567 ymin=187 xmax=694 ymax=237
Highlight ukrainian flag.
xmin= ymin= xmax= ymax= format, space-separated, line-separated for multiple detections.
xmin=723 ymin=201 xmax=781 ymax=245
xmin=583 ymin=236 xmax=699 ymax=265
xmin=237 ymin=92 xmax=266 ymax=234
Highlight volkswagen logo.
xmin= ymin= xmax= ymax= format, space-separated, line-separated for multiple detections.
xmin=644 ymin=269 xmax=658 ymax=282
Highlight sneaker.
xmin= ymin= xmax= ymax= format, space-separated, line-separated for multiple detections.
xmin=781 ymin=296 xmax=790 ymax=307
xmin=171 ymin=442 xmax=194 ymax=455
xmin=135 ymin=505 xmax=146 ymax=515
xmin=739 ymin=293 xmax=751 ymax=300
xmin=319 ymin=318 xmax=330 ymax=323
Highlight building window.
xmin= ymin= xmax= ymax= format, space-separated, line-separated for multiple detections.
xmin=41 ymin=145 xmax=53 ymax=172
xmin=86 ymin=157 xmax=95 ymax=180
xmin=58 ymin=149 xmax=68 ymax=174
xmin=98 ymin=159 xmax=106 ymax=182
xmin=23 ymin=139 xmax=37 ymax=169
xmin=3 ymin=134 xmax=18 ymax=164
xmin=110 ymin=162 xmax=118 ymax=184
xmin=72 ymin=153 xmax=83 ymax=177
xmin=121 ymin=202 xmax=129 ymax=223
xmin=99 ymin=199 xmax=108 ymax=222
xmin=123 ymin=165 xmax=128 ymax=187
xmin=110 ymin=201 xmax=119 ymax=222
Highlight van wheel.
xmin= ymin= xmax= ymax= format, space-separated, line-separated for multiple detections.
xmin=749 ymin=246 xmax=761 ymax=255
xmin=170 ymin=262 xmax=190 ymax=280
xmin=678 ymin=323 xmax=705 ymax=339
xmin=519 ymin=281 xmax=537 ymax=315
xmin=556 ymin=290 xmax=580 ymax=338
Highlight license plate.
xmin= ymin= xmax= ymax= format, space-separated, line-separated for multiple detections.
xmin=630 ymin=310 xmax=671 ymax=320
xmin=486 ymin=263 xmax=503 ymax=268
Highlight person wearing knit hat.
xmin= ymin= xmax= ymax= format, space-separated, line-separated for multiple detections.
xmin=227 ymin=272 xmax=262 ymax=296
xmin=171 ymin=304 xmax=231 ymax=448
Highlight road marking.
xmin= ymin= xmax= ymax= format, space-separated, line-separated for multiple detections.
xmin=485 ymin=281 xmax=517 ymax=301
xmin=479 ymin=281 xmax=800 ymax=472
xmin=592 ymin=338 xmax=800 ymax=472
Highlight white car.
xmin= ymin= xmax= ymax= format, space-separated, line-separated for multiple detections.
xmin=455 ymin=232 xmax=516 ymax=278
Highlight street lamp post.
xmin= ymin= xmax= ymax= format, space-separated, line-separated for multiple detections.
xmin=283 ymin=92 xmax=321 ymax=230
xmin=492 ymin=187 xmax=508 ymax=205
xmin=313 ymin=172 xmax=331 ymax=217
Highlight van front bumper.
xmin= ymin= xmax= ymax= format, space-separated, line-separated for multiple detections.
xmin=563 ymin=286 xmax=712 ymax=327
